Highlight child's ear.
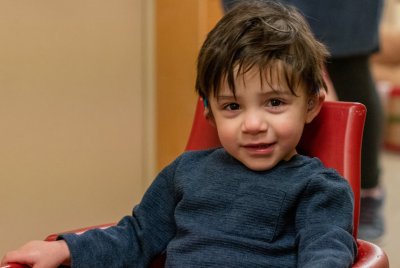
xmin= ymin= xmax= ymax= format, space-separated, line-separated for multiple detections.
xmin=203 ymin=107 xmax=216 ymax=127
xmin=305 ymin=92 xmax=325 ymax=123
xmin=202 ymin=97 xmax=216 ymax=126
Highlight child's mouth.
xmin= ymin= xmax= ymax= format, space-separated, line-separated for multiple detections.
xmin=243 ymin=143 xmax=275 ymax=154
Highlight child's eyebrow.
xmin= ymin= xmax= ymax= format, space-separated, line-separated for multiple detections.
xmin=217 ymin=89 xmax=292 ymax=101
xmin=216 ymin=94 xmax=236 ymax=100
xmin=215 ymin=95 xmax=237 ymax=104
xmin=264 ymin=90 xmax=293 ymax=96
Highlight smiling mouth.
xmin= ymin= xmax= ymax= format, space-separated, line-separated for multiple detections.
xmin=243 ymin=143 xmax=275 ymax=149
xmin=242 ymin=143 xmax=275 ymax=155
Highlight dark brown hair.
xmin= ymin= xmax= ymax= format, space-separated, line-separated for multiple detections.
xmin=195 ymin=0 xmax=329 ymax=99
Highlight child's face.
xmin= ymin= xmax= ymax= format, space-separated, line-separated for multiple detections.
xmin=208 ymin=67 xmax=322 ymax=171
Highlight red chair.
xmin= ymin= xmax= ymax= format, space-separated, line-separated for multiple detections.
xmin=3 ymin=100 xmax=389 ymax=268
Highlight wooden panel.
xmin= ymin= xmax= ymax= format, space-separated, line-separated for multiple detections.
xmin=156 ymin=0 xmax=222 ymax=170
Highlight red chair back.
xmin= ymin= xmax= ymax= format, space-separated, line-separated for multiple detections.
xmin=186 ymin=99 xmax=366 ymax=238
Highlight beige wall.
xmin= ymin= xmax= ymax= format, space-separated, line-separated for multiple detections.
xmin=0 ymin=0 xmax=154 ymax=256
xmin=382 ymin=0 xmax=400 ymax=26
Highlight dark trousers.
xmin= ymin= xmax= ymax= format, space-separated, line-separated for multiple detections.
xmin=327 ymin=55 xmax=383 ymax=189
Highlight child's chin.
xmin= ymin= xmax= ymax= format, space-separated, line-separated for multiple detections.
xmin=243 ymin=159 xmax=277 ymax=171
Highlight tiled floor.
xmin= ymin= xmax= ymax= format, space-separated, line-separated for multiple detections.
xmin=378 ymin=150 xmax=400 ymax=266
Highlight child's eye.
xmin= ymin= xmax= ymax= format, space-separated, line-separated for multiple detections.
xmin=268 ymin=99 xmax=284 ymax=107
xmin=224 ymin=103 xmax=240 ymax=110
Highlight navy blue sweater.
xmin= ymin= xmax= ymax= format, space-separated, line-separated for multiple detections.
xmin=62 ymin=148 xmax=357 ymax=267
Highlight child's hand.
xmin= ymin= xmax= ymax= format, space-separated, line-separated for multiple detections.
xmin=1 ymin=240 xmax=71 ymax=268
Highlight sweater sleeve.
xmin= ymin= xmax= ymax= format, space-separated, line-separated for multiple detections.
xmin=295 ymin=172 xmax=358 ymax=268
xmin=60 ymin=157 xmax=181 ymax=268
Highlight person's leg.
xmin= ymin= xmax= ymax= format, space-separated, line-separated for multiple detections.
xmin=326 ymin=55 xmax=385 ymax=241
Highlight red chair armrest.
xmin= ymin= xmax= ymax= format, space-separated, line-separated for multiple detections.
xmin=0 ymin=224 xmax=117 ymax=268
xmin=0 ymin=264 xmax=30 ymax=268
xmin=45 ymin=223 xmax=116 ymax=241
xmin=353 ymin=239 xmax=389 ymax=268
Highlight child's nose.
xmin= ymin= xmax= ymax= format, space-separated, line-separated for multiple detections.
xmin=242 ymin=112 xmax=268 ymax=134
